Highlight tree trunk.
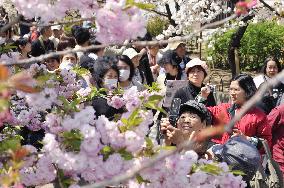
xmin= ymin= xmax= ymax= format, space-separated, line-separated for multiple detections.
xmin=228 ymin=14 xmax=254 ymax=78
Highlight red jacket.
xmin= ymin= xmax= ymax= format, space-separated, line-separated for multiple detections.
xmin=267 ymin=105 xmax=284 ymax=176
xmin=208 ymin=103 xmax=272 ymax=147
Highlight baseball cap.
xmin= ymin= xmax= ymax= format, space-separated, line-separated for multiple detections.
xmin=51 ymin=25 xmax=62 ymax=31
xmin=162 ymin=36 xmax=185 ymax=52
xmin=186 ymin=58 xmax=209 ymax=75
xmin=212 ymin=136 xmax=261 ymax=181
xmin=158 ymin=50 xmax=182 ymax=67
xmin=179 ymin=100 xmax=212 ymax=125
xmin=82 ymin=21 xmax=92 ymax=29
xmin=122 ymin=48 xmax=139 ymax=60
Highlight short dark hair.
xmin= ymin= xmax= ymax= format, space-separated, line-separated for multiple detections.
xmin=261 ymin=56 xmax=282 ymax=75
xmin=158 ymin=50 xmax=182 ymax=68
xmin=179 ymin=107 xmax=206 ymax=123
xmin=89 ymin=38 xmax=103 ymax=54
xmin=57 ymin=36 xmax=76 ymax=51
xmin=14 ymin=38 xmax=30 ymax=53
xmin=72 ymin=26 xmax=90 ymax=45
xmin=60 ymin=49 xmax=78 ymax=61
xmin=231 ymin=73 xmax=257 ymax=100
xmin=45 ymin=50 xmax=60 ymax=62
xmin=39 ymin=26 xmax=51 ymax=35
xmin=187 ymin=65 xmax=208 ymax=78
xmin=92 ymin=56 xmax=120 ymax=88
xmin=117 ymin=55 xmax=135 ymax=81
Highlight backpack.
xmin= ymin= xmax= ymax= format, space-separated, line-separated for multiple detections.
xmin=250 ymin=139 xmax=283 ymax=188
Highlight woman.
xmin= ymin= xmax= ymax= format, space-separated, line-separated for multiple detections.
xmin=254 ymin=57 xmax=283 ymax=89
xmin=254 ymin=57 xmax=284 ymax=113
xmin=205 ymin=74 xmax=272 ymax=147
xmin=92 ymin=56 xmax=124 ymax=119
xmin=44 ymin=55 xmax=60 ymax=71
xmin=123 ymin=48 xmax=145 ymax=86
xmin=116 ymin=55 xmax=143 ymax=91
xmin=157 ymin=50 xmax=187 ymax=94
xmin=174 ymin=58 xmax=216 ymax=107
xmin=14 ymin=37 xmax=32 ymax=60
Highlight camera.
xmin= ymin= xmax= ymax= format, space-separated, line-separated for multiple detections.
xmin=207 ymin=84 xmax=216 ymax=92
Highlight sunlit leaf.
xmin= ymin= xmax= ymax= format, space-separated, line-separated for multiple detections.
xmin=118 ymin=148 xmax=134 ymax=160
xmin=136 ymin=174 xmax=151 ymax=184
xmin=0 ymin=64 xmax=9 ymax=81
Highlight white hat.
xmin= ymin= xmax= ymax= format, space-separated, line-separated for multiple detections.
xmin=162 ymin=36 xmax=185 ymax=52
xmin=51 ymin=25 xmax=62 ymax=30
xmin=186 ymin=58 xmax=209 ymax=74
xmin=122 ymin=48 xmax=139 ymax=59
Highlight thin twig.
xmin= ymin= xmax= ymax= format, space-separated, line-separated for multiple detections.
xmin=2 ymin=14 xmax=237 ymax=66
xmin=19 ymin=17 xmax=96 ymax=27
xmin=259 ymin=0 xmax=282 ymax=17
xmin=0 ymin=15 xmax=21 ymax=33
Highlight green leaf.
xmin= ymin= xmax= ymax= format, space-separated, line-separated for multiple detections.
xmin=199 ymin=163 xmax=223 ymax=175
xmin=136 ymin=174 xmax=151 ymax=184
xmin=72 ymin=66 xmax=90 ymax=76
xmin=100 ymin=146 xmax=115 ymax=161
xmin=144 ymin=82 xmax=161 ymax=92
xmin=118 ymin=148 xmax=134 ymax=161
xmin=134 ymin=2 xmax=155 ymax=10
xmin=147 ymin=94 xmax=164 ymax=102
xmin=0 ymin=137 xmax=21 ymax=152
xmin=61 ymin=129 xmax=83 ymax=153
xmin=231 ymin=170 xmax=246 ymax=176
xmin=0 ymin=98 xmax=9 ymax=112
xmin=56 ymin=169 xmax=76 ymax=188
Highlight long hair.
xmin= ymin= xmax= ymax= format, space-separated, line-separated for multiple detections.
xmin=261 ymin=56 xmax=282 ymax=75
xmin=232 ymin=74 xmax=257 ymax=100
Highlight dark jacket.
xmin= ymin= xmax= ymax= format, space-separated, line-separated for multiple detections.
xmin=31 ymin=38 xmax=55 ymax=57
xmin=267 ymin=104 xmax=284 ymax=176
xmin=139 ymin=54 xmax=154 ymax=86
xmin=174 ymin=82 xmax=216 ymax=107
xmin=92 ymin=97 xmax=124 ymax=120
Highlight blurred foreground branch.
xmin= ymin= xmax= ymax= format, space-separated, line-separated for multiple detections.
xmin=2 ymin=14 xmax=237 ymax=66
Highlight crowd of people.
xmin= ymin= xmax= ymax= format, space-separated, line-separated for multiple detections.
xmin=1 ymin=17 xmax=284 ymax=187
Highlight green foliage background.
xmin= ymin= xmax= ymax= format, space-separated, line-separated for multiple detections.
xmin=147 ymin=16 xmax=169 ymax=37
xmin=206 ymin=21 xmax=284 ymax=71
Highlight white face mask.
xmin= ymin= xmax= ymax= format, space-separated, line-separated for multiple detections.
xmin=104 ymin=78 xmax=118 ymax=90
xmin=59 ymin=61 xmax=74 ymax=70
xmin=0 ymin=37 xmax=6 ymax=45
xmin=119 ymin=69 xmax=130 ymax=81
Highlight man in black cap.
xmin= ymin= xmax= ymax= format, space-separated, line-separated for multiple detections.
xmin=161 ymin=100 xmax=212 ymax=155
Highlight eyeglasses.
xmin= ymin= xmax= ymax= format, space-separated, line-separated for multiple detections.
xmin=178 ymin=114 xmax=199 ymax=122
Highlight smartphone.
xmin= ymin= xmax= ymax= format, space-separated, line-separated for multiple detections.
xmin=168 ymin=98 xmax=182 ymax=127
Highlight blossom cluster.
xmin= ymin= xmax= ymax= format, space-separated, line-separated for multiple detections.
xmin=10 ymin=64 xmax=81 ymax=131
xmin=2 ymin=65 xmax=246 ymax=187
xmin=10 ymin=0 xmax=146 ymax=44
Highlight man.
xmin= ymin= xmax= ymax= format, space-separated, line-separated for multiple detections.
xmin=49 ymin=24 xmax=63 ymax=49
xmin=162 ymin=36 xmax=191 ymax=72
xmin=72 ymin=25 xmax=90 ymax=61
xmin=30 ymin=26 xmax=54 ymax=57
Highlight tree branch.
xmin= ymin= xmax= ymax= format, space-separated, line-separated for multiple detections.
xmin=259 ymin=0 xmax=281 ymax=17
xmin=165 ymin=3 xmax=177 ymax=27
xmin=1 ymin=14 xmax=237 ymax=66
